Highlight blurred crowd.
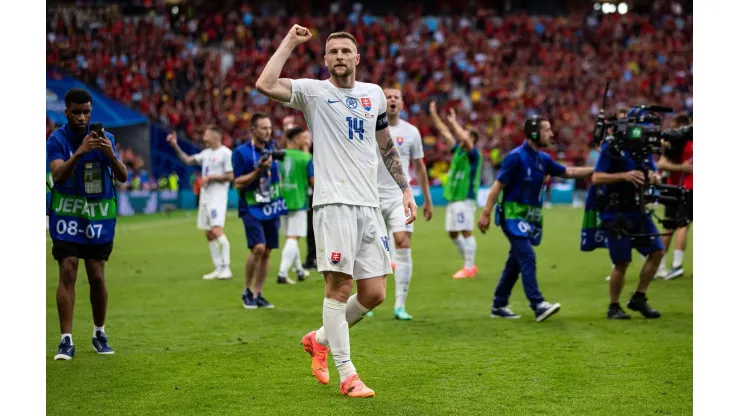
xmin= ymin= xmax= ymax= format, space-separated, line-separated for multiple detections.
xmin=46 ymin=1 xmax=692 ymax=186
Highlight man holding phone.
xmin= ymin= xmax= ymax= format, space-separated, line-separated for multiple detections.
xmin=47 ymin=88 xmax=128 ymax=360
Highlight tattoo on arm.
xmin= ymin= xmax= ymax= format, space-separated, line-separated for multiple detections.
xmin=379 ymin=131 xmax=409 ymax=192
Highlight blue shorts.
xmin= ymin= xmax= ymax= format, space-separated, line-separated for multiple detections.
xmin=241 ymin=214 xmax=280 ymax=250
xmin=605 ymin=215 xmax=664 ymax=264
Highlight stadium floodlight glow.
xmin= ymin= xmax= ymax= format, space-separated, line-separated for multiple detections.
xmin=618 ymin=3 xmax=628 ymax=14
xmin=173 ymin=6 xmax=179 ymax=14
xmin=594 ymin=3 xmax=601 ymax=10
xmin=602 ymin=3 xmax=616 ymax=14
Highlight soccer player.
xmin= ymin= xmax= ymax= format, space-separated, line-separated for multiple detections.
xmin=47 ymin=88 xmax=128 ymax=360
xmin=655 ymin=113 xmax=693 ymax=280
xmin=232 ymin=113 xmax=285 ymax=309
xmin=277 ymin=126 xmax=314 ymax=284
xmin=255 ymin=26 xmax=417 ymax=398
xmin=478 ymin=116 xmax=593 ymax=321
xmin=428 ymin=102 xmax=481 ymax=279
xmin=374 ymin=87 xmax=433 ymax=320
xmin=167 ymin=127 xmax=234 ymax=280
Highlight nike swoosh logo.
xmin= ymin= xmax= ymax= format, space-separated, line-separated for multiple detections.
xmin=327 ymin=99 xmax=341 ymax=104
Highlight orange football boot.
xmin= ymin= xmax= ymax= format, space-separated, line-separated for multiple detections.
xmin=340 ymin=374 xmax=375 ymax=398
xmin=301 ymin=331 xmax=330 ymax=385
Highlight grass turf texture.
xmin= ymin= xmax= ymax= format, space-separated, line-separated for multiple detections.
xmin=46 ymin=207 xmax=692 ymax=415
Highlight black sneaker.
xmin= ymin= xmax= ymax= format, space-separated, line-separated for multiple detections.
xmin=534 ymin=301 xmax=561 ymax=322
xmin=627 ymin=294 xmax=661 ymax=319
xmin=255 ymin=293 xmax=275 ymax=309
xmin=277 ymin=275 xmax=296 ymax=285
xmin=242 ymin=289 xmax=257 ymax=309
xmin=302 ymin=259 xmax=318 ymax=270
xmin=491 ymin=306 xmax=521 ymax=319
xmin=607 ymin=304 xmax=631 ymax=320
xmin=297 ymin=270 xmax=308 ymax=282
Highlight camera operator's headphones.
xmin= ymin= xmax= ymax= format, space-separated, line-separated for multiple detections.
xmin=524 ymin=115 xmax=543 ymax=144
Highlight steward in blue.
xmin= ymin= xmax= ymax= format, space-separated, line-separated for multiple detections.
xmin=232 ymin=113 xmax=286 ymax=310
xmin=478 ymin=116 xmax=593 ymax=322
xmin=46 ymin=89 xmax=128 ymax=360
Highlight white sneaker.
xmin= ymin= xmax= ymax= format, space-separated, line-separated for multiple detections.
xmin=202 ymin=270 xmax=220 ymax=280
xmin=217 ymin=269 xmax=233 ymax=280
xmin=654 ymin=264 xmax=668 ymax=280
xmin=664 ymin=267 xmax=684 ymax=280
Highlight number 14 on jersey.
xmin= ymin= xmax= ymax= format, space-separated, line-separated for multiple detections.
xmin=345 ymin=117 xmax=364 ymax=141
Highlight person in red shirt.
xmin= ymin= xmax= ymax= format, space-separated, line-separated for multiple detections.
xmin=655 ymin=113 xmax=693 ymax=280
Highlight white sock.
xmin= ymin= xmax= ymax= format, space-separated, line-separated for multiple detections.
xmin=93 ymin=326 xmax=105 ymax=337
xmin=463 ymin=236 xmax=476 ymax=269
xmin=293 ymin=250 xmax=306 ymax=274
xmin=217 ymin=235 xmax=230 ymax=270
xmin=315 ymin=294 xmax=370 ymax=346
xmin=279 ymin=239 xmax=298 ymax=277
xmin=61 ymin=333 xmax=73 ymax=345
xmin=208 ymin=240 xmax=221 ymax=270
xmin=322 ymin=298 xmax=356 ymax=383
xmin=394 ymin=248 xmax=412 ymax=309
xmin=657 ymin=258 xmax=668 ymax=275
xmin=453 ymin=236 xmax=466 ymax=261
xmin=673 ymin=250 xmax=684 ymax=268
xmin=315 ymin=327 xmax=329 ymax=347
xmin=345 ymin=294 xmax=370 ymax=328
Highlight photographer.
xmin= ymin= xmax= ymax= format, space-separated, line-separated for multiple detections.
xmin=654 ymin=113 xmax=693 ymax=280
xmin=592 ymin=124 xmax=665 ymax=320
xmin=232 ymin=113 xmax=286 ymax=309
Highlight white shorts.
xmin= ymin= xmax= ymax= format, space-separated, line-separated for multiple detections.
xmin=282 ymin=210 xmax=308 ymax=237
xmin=314 ymin=204 xmax=393 ymax=279
xmin=445 ymin=200 xmax=476 ymax=232
xmin=197 ymin=202 xmax=227 ymax=230
xmin=380 ymin=196 xmax=413 ymax=234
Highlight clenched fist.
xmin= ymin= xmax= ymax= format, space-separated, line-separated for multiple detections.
xmin=286 ymin=24 xmax=312 ymax=46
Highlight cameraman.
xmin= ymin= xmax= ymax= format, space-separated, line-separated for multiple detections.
xmin=655 ymin=113 xmax=693 ymax=280
xmin=232 ymin=112 xmax=286 ymax=309
xmin=592 ymin=128 xmax=664 ymax=320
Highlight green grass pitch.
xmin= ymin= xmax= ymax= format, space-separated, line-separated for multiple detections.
xmin=46 ymin=206 xmax=692 ymax=415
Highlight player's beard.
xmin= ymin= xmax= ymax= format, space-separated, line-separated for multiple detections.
xmin=330 ymin=64 xmax=353 ymax=79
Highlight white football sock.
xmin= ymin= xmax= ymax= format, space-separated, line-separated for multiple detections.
xmin=208 ymin=240 xmax=221 ymax=270
xmin=394 ymin=248 xmax=412 ymax=309
xmin=673 ymin=250 xmax=684 ymax=268
xmin=217 ymin=235 xmax=230 ymax=269
xmin=464 ymin=236 xmax=476 ymax=269
xmin=657 ymin=258 xmax=668 ymax=275
xmin=322 ymin=298 xmax=355 ymax=383
xmin=293 ymin=244 xmax=304 ymax=274
xmin=453 ymin=236 xmax=466 ymax=261
xmin=315 ymin=327 xmax=329 ymax=347
xmin=61 ymin=333 xmax=73 ymax=345
xmin=315 ymin=295 xmax=369 ymax=347
xmin=279 ymin=238 xmax=298 ymax=277
xmin=93 ymin=325 xmax=104 ymax=337
xmin=345 ymin=294 xmax=370 ymax=328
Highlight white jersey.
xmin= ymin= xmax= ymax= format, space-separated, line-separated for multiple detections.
xmin=193 ymin=145 xmax=233 ymax=205
xmin=377 ymin=119 xmax=424 ymax=202
xmin=281 ymin=79 xmax=387 ymax=208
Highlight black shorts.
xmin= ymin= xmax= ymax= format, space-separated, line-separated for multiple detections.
xmin=663 ymin=191 xmax=693 ymax=230
xmin=52 ymin=240 xmax=113 ymax=262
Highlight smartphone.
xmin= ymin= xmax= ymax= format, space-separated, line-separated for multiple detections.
xmin=90 ymin=123 xmax=104 ymax=137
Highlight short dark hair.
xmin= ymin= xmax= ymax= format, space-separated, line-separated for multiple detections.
xmin=65 ymin=88 xmax=92 ymax=107
xmin=286 ymin=126 xmax=306 ymax=141
xmin=468 ymin=130 xmax=480 ymax=143
xmin=250 ymin=112 xmax=270 ymax=129
xmin=205 ymin=124 xmax=223 ymax=137
xmin=327 ymin=32 xmax=358 ymax=47
xmin=673 ymin=113 xmax=691 ymax=127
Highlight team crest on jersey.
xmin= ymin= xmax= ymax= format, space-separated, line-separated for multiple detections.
xmin=330 ymin=252 xmax=342 ymax=264
xmin=361 ymin=97 xmax=372 ymax=111
xmin=395 ymin=136 xmax=404 ymax=145
xmin=346 ymin=97 xmax=358 ymax=109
